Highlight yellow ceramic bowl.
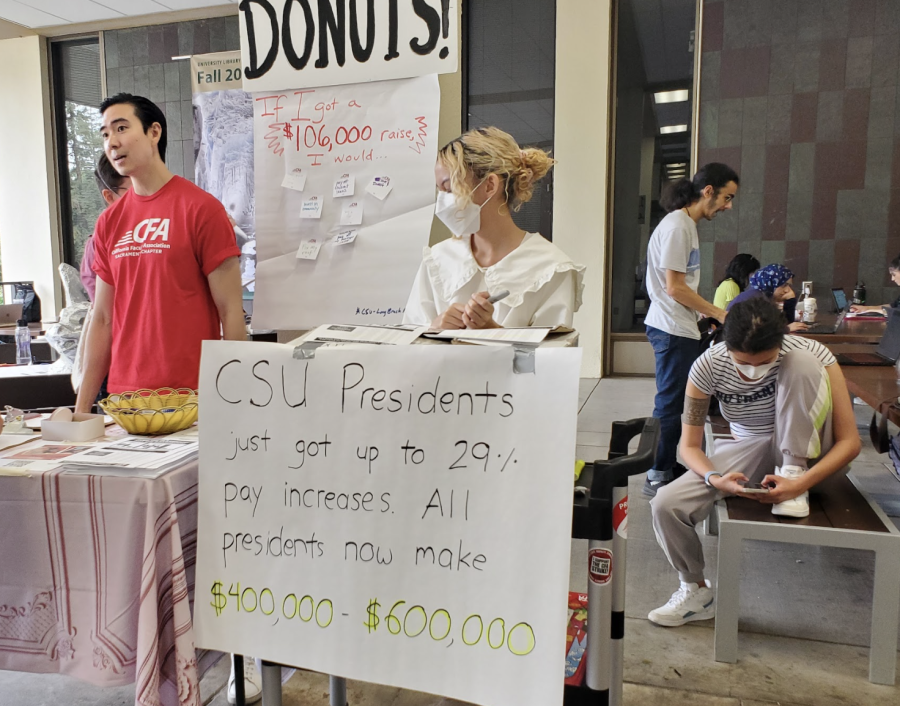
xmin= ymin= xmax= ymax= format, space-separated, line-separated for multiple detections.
xmin=99 ymin=388 xmax=198 ymax=435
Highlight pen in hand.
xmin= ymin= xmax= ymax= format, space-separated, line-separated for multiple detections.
xmin=487 ymin=290 xmax=510 ymax=304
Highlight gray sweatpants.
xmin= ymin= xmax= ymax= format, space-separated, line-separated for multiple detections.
xmin=650 ymin=350 xmax=834 ymax=585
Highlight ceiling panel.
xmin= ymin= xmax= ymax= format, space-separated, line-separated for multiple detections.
xmin=22 ymin=0 xmax=123 ymax=23
xmin=155 ymin=0 xmax=235 ymax=10
xmin=629 ymin=0 xmax=696 ymax=86
xmin=0 ymin=0 xmax=234 ymax=28
xmin=105 ymin=1 xmax=172 ymax=14
xmin=0 ymin=0 xmax=66 ymax=26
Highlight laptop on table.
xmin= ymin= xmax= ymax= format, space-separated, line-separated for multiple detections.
xmin=803 ymin=289 xmax=849 ymax=334
xmin=834 ymin=310 xmax=900 ymax=366
xmin=0 ymin=304 xmax=23 ymax=327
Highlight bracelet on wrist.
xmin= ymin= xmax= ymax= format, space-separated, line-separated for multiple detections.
xmin=704 ymin=471 xmax=722 ymax=487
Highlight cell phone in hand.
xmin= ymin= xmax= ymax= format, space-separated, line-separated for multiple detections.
xmin=740 ymin=482 xmax=770 ymax=494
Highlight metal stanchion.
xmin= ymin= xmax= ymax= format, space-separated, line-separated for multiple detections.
xmin=261 ymin=661 xmax=282 ymax=706
xmin=232 ymin=654 xmax=246 ymax=706
xmin=609 ymin=483 xmax=628 ymax=706
xmin=585 ymin=536 xmax=613 ymax=693
xmin=566 ymin=418 xmax=658 ymax=706
xmin=329 ymin=675 xmax=348 ymax=706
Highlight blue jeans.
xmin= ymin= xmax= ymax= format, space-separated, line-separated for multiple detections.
xmin=646 ymin=326 xmax=700 ymax=481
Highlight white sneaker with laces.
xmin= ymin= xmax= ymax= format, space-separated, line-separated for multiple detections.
xmin=771 ymin=465 xmax=809 ymax=518
xmin=648 ymin=580 xmax=715 ymax=627
xmin=228 ymin=654 xmax=262 ymax=704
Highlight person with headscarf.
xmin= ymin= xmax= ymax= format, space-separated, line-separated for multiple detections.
xmin=727 ymin=263 xmax=807 ymax=333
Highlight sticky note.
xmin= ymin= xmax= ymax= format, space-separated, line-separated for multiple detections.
xmin=333 ymin=174 xmax=355 ymax=198
xmin=340 ymin=201 xmax=364 ymax=226
xmin=296 ymin=239 xmax=322 ymax=260
xmin=366 ymin=175 xmax=393 ymax=200
xmin=282 ymin=168 xmax=307 ymax=191
xmin=334 ymin=229 xmax=358 ymax=246
xmin=300 ymin=196 xmax=323 ymax=219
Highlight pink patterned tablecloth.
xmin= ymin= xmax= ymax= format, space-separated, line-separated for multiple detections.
xmin=0 ymin=455 xmax=207 ymax=706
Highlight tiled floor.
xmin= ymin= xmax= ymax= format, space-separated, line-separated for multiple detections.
xmin=4 ymin=377 xmax=900 ymax=705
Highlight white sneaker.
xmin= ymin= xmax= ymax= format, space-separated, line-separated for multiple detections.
xmin=771 ymin=465 xmax=809 ymax=518
xmin=648 ymin=580 xmax=715 ymax=627
xmin=228 ymin=655 xmax=262 ymax=704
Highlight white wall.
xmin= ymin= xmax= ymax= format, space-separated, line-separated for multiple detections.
xmin=0 ymin=19 xmax=34 ymax=40
xmin=554 ymin=0 xmax=614 ymax=377
xmin=0 ymin=35 xmax=61 ymax=318
xmin=429 ymin=1 xmax=463 ymax=247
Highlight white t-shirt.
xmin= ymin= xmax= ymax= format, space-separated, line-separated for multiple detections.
xmin=689 ymin=336 xmax=836 ymax=438
xmin=644 ymin=209 xmax=702 ymax=339
xmin=402 ymin=233 xmax=586 ymax=328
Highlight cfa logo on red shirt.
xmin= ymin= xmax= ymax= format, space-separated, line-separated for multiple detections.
xmin=115 ymin=218 xmax=171 ymax=247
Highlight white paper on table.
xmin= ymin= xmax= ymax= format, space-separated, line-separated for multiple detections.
xmin=0 ymin=467 xmax=32 ymax=476
xmin=844 ymin=311 xmax=887 ymax=319
xmin=426 ymin=328 xmax=552 ymax=344
xmin=340 ymin=201 xmax=364 ymax=226
xmin=0 ymin=459 xmax=61 ymax=473
xmin=296 ymin=240 xmax=322 ymax=260
xmin=62 ymin=436 xmax=198 ymax=470
xmin=333 ymin=174 xmax=355 ymax=198
xmin=0 ymin=434 xmax=39 ymax=450
xmin=61 ymin=465 xmax=173 ymax=479
xmin=300 ymin=323 xmax=427 ymax=346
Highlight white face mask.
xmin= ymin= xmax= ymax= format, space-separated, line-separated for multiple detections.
xmin=731 ymin=358 xmax=777 ymax=381
xmin=434 ymin=181 xmax=486 ymax=237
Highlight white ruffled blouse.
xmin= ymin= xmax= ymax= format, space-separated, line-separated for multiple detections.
xmin=402 ymin=233 xmax=586 ymax=328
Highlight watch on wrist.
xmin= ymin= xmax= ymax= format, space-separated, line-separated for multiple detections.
xmin=704 ymin=471 xmax=722 ymax=487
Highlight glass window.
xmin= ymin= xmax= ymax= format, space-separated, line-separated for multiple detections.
xmin=464 ymin=0 xmax=556 ymax=238
xmin=51 ymin=38 xmax=105 ymax=269
xmin=609 ymin=0 xmax=697 ymax=333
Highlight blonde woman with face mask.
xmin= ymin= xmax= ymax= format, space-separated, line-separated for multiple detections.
xmin=402 ymin=127 xmax=585 ymax=330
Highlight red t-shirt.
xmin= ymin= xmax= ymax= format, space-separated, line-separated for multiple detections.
xmin=92 ymin=176 xmax=240 ymax=393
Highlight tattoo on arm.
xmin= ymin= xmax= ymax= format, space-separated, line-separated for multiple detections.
xmin=682 ymin=395 xmax=711 ymax=426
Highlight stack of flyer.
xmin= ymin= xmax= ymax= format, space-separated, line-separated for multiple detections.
xmin=60 ymin=435 xmax=198 ymax=478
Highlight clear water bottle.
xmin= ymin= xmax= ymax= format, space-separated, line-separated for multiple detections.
xmin=15 ymin=319 xmax=32 ymax=365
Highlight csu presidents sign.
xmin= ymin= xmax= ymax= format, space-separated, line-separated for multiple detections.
xmin=238 ymin=0 xmax=459 ymax=92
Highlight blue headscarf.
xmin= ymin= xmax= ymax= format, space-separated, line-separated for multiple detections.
xmin=749 ymin=263 xmax=793 ymax=296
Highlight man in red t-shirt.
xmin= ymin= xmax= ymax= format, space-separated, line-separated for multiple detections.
xmin=75 ymin=93 xmax=245 ymax=412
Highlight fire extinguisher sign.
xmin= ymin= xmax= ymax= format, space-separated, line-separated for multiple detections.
xmin=588 ymin=548 xmax=613 ymax=585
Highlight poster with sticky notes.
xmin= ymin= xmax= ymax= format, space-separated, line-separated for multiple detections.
xmin=251 ymin=75 xmax=441 ymax=330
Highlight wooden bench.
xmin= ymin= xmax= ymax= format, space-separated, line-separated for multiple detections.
xmin=704 ymin=419 xmax=900 ymax=685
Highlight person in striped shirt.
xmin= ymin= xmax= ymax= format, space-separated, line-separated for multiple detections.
xmin=646 ymin=297 xmax=860 ymax=627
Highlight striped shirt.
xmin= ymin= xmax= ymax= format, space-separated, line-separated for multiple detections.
xmin=689 ymin=336 xmax=835 ymax=438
